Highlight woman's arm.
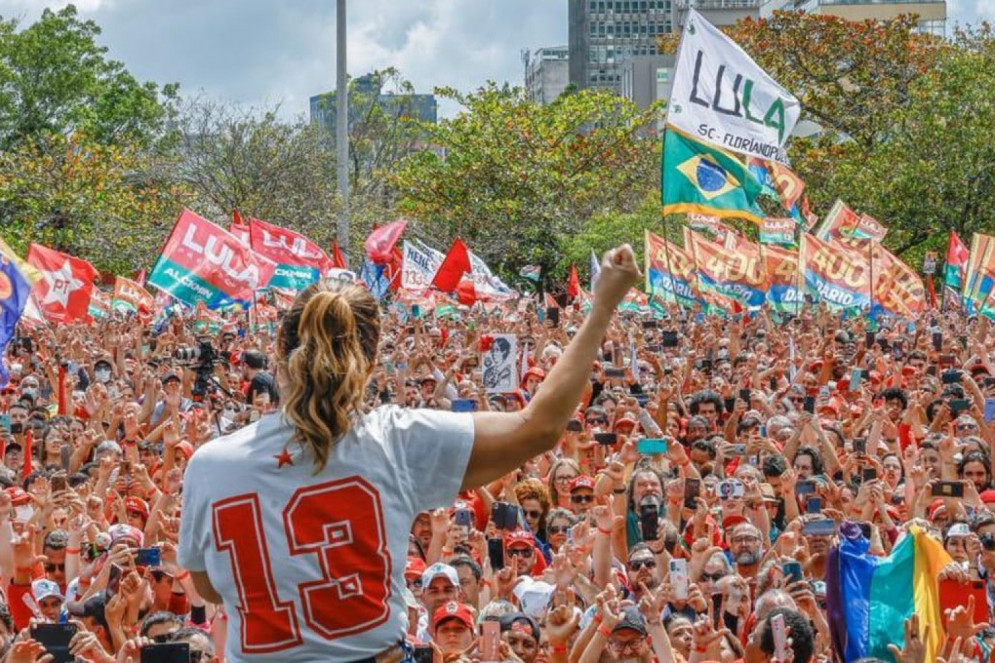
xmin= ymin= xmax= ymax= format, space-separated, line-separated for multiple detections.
xmin=463 ymin=248 xmax=640 ymax=490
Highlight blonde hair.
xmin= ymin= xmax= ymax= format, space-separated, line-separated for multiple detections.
xmin=277 ymin=280 xmax=380 ymax=471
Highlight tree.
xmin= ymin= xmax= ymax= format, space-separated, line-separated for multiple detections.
xmin=0 ymin=5 xmax=178 ymax=150
xmin=393 ymin=84 xmax=662 ymax=280
xmin=0 ymin=131 xmax=189 ymax=275
xmin=175 ymin=99 xmax=341 ymax=242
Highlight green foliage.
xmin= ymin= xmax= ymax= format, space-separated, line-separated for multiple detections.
xmin=0 ymin=5 xmax=178 ymax=149
xmin=393 ymin=83 xmax=662 ymax=281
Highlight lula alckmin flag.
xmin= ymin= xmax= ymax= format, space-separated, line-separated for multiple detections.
xmin=662 ymin=128 xmax=765 ymax=224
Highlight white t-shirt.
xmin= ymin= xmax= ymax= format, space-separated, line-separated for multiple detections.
xmin=178 ymin=406 xmax=475 ymax=662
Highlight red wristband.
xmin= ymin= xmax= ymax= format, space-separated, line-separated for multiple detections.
xmin=65 ymin=547 xmax=81 ymax=555
xmin=551 ymin=644 xmax=568 ymax=654
xmin=175 ymin=570 xmax=191 ymax=581
xmin=597 ymin=624 xmax=613 ymax=639
xmin=597 ymin=526 xmax=612 ymax=535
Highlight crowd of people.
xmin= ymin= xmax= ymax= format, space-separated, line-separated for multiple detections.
xmin=0 ymin=284 xmax=993 ymax=663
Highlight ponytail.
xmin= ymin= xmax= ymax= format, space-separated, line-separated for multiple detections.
xmin=278 ymin=280 xmax=379 ymax=471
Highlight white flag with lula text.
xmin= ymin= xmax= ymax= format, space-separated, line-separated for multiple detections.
xmin=668 ymin=9 xmax=801 ymax=164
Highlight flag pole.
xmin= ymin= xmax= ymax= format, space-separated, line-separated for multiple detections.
xmin=659 ymin=212 xmax=682 ymax=312
xmin=867 ymin=239 xmax=875 ymax=320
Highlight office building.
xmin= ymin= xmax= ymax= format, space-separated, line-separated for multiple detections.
xmin=671 ymin=0 xmax=761 ymax=32
xmin=309 ymin=73 xmax=438 ymax=133
xmin=568 ymin=0 xmax=674 ymax=93
xmin=523 ymin=47 xmax=570 ymax=105
xmin=620 ymin=54 xmax=676 ymax=110
xmin=761 ymin=0 xmax=946 ymax=35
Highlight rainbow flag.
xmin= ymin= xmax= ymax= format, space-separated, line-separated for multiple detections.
xmin=826 ymin=526 xmax=950 ymax=662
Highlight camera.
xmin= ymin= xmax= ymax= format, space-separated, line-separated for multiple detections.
xmin=174 ymin=340 xmax=225 ymax=399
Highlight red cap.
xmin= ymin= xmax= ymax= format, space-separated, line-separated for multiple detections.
xmin=505 ymin=530 xmax=535 ymax=549
xmin=928 ymin=498 xmax=948 ymax=521
xmin=176 ymin=441 xmax=194 ymax=460
xmin=613 ymin=415 xmax=638 ymax=432
xmin=432 ymin=602 xmax=475 ymax=630
xmin=4 ymin=487 xmax=28 ymax=506
xmin=722 ymin=514 xmax=748 ymax=531
xmin=521 ymin=367 xmax=546 ymax=383
xmin=404 ymin=557 xmax=427 ymax=579
xmin=124 ymin=497 xmax=149 ymax=519
xmin=569 ymin=475 xmax=596 ymax=492
xmin=980 ymin=489 xmax=995 ymax=505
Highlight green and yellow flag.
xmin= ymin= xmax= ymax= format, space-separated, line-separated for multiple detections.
xmin=661 ymin=127 xmax=764 ymax=224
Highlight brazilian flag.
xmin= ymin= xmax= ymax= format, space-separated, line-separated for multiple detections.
xmin=661 ymin=127 xmax=764 ymax=224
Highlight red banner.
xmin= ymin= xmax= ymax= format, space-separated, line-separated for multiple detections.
xmin=248 ymin=217 xmax=332 ymax=270
xmin=27 ymin=244 xmax=99 ymax=323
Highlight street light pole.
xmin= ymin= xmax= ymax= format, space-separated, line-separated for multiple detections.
xmin=336 ymin=0 xmax=349 ymax=254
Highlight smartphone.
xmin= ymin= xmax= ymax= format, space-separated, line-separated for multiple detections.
xmin=412 ymin=646 xmax=434 ymax=663
xmin=661 ymin=330 xmax=679 ymax=348
xmin=942 ymin=369 xmax=962 ymax=384
xmin=487 ymin=538 xmax=505 ymax=571
xmin=455 ymin=508 xmax=474 ymax=528
xmin=683 ymin=478 xmax=700 ymax=509
xmin=932 ymin=481 xmax=965 ymax=498
xmin=731 ymin=443 xmax=746 ymax=455
xmin=140 ymin=643 xmax=191 ymax=663
xmin=594 ymin=432 xmax=618 ymax=446
xmin=950 ymin=398 xmax=972 ymax=416
xmin=604 ymin=366 xmax=626 ymax=379
xmin=932 ymin=331 xmax=943 ymax=352
xmin=640 ymin=499 xmax=660 ymax=542
xmin=451 ymin=399 xmax=478 ymax=413
xmin=546 ymin=307 xmax=560 ymax=327
xmin=782 ymin=561 xmax=804 ymax=584
xmin=491 ymin=502 xmax=521 ymax=531
xmin=50 ymin=474 xmax=68 ymax=494
xmin=723 ymin=397 xmax=736 ymax=414
xmin=772 ymin=613 xmax=789 ymax=660
xmin=806 ymin=497 xmax=823 ymax=514
xmin=60 ymin=445 xmax=72 ymax=472
xmin=637 ymin=438 xmax=668 ymax=455
xmin=862 ymin=467 xmax=877 ymax=482
xmin=135 ymin=547 xmax=162 ymax=568
xmin=566 ymin=419 xmax=583 ymax=433
xmin=853 ymin=438 xmax=867 ymax=455
xmin=849 ymin=367 xmax=862 ymax=392
xmin=669 ymin=558 xmax=689 ymax=600
xmin=858 ymin=522 xmax=872 ymax=539
xmin=711 ymin=592 xmax=724 ymax=630
xmin=795 ymin=480 xmax=816 ymax=495
xmin=865 ymin=331 xmax=875 ymax=349
xmin=480 ymin=620 xmax=501 ymax=662
xmin=802 ymin=519 xmax=837 ymax=536
xmin=985 ymin=398 xmax=995 ymax=424
xmin=411 ymin=304 xmax=421 ymax=319
xmin=739 ymin=388 xmax=751 ymax=404
xmin=803 ymin=396 xmax=815 ymax=414
xmin=30 ymin=623 xmax=77 ymax=663
xmin=107 ymin=563 xmax=123 ymax=597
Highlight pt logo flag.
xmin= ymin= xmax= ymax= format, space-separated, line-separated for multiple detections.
xmin=248 ymin=217 xmax=332 ymax=292
xmin=149 ymin=209 xmax=276 ymax=309
xmin=668 ymin=8 xmax=800 ymax=163
xmin=27 ymin=244 xmax=98 ymax=323
xmin=662 ymin=128 xmax=764 ymax=224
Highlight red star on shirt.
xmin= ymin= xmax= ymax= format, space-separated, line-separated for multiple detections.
xmin=274 ymin=448 xmax=294 ymax=468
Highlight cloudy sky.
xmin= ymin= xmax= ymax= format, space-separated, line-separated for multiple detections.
xmin=1 ymin=0 xmax=990 ymax=120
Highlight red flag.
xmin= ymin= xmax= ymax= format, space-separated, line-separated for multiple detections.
xmin=331 ymin=240 xmax=348 ymax=269
xmin=248 ymin=217 xmax=332 ymax=271
xmin=27 ymin=244 xmax=98 ymax=323
xmin=947 ymin=230 xmax=969 ymax=272
xmin=365 ymin=220 xmax=408 ymax=264
xmin=456 ymin=277 xmax=477 ymax=306
xmin=386 ymin=246 xmax=403 ymax=291
xmin=567 ymin=264 xmax=580 ymax=300
xmin=230 ymin=210 xmax=250 ymax=246
xmin=432 ymin=239 xmax=472 ymax=293
xmin=21 ymin=428 xmax=32 ymax=481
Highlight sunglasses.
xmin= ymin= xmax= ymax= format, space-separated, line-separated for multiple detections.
xmin=524 ymin=510 xmax=542 ymax=520
xmin=700 ymin=571 xmax=726 ymax=581
xmin=957 ymin=424 xmax=978 ymax=431
xmin=586 ymin=418 xmax=607 ymax=425
xmin=507 ymin=547 xmax=534 ymax=558
xmin=628 ymin=558 xmax=656 ymax=570
xmin=547 ymin=525 xmax=571 ymax=534
xmin=571 ymin=494 xmax=594 ymax=504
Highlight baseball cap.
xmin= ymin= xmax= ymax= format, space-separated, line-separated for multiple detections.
xmin=432 ymin=601 xmax=475 ymax=631
xmin=67 ymin=591 xmax=110 ymax=631
xmin=161 ymin=372 xmax=181 ymax=385
xmin=499 ymin=612 xmax=540 ymax=642
xmin=32 ymin=579 xmax=64 ymax=602
xmin=613 ymin=605 xmax=647 ymax=635
xmin=107 ymin=523 xmax=144 ymax=547
xmin=928 ymin=499 xmax=948 ymax=521
xmin=722 ymin=514 xmax=748 ymax=531
xmin=4 ymin=486 xmax=29 ymax=506
xmin=175 ymin=441 xmax=194 ymax=460
xmin=421 ymin=563 xmax=459 ymax=589
xmin=505 ymin=530 xmax=535 ymax=549
xmin=614 ymin=414 xmax=638 ymax=432
xmin=404 ymin=557 xmax=427 ymax=580
xmin=569 ymin=475 xmax=596 ymax=492
xmin=947 ymin=522 xmax=971 ymax=539
xmin=124 ymin=497 xmax=149 ymax=519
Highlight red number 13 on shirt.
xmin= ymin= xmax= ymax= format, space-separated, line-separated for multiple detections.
xmin=213 ymin=478 xmax=391 ymax=652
